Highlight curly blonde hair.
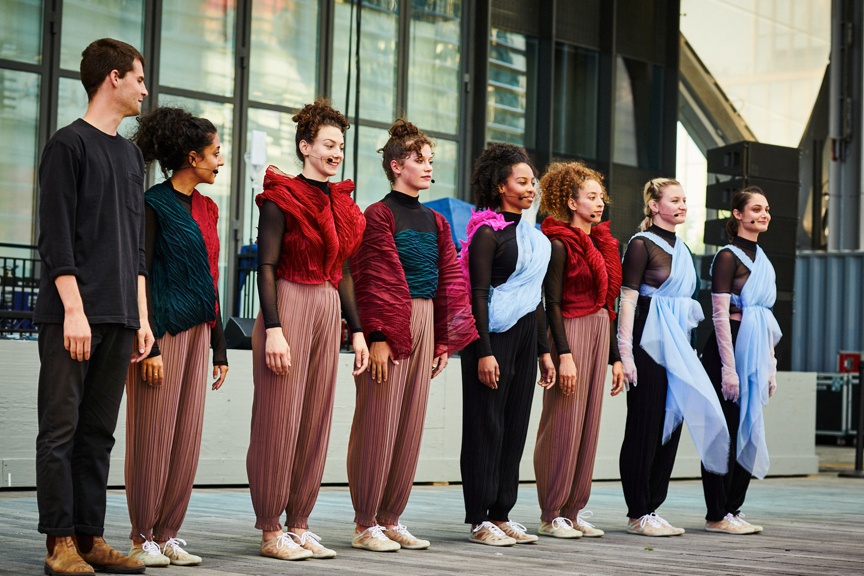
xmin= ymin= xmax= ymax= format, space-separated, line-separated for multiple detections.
xmin=539 ymin=161 xmax=609 ymax=222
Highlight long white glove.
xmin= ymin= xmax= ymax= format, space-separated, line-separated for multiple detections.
xmin=711 ymin=293 xmax=739 ymax=402
xmin=617 ymin=287 xmax=639 ymax=388
xmin=768 ymin=347 xmax=778 ymax=397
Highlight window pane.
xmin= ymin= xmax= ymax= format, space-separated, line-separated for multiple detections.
xmin=0 ymin=69 xmax=39 ymax=244
xmin=60 ymin=0 xmax=144 ymax=70
xmin=613 ymin=56 xmax=664 ymax=170
xmin=553 ymin=43 xmax=598 ymax=159
xmin=154 ymin=95 xmax=234 ymax=299
xmin=339 ymin=124 xmax=391 ymax=209
xmin=487 ymin=29 xmax=537 ymax=147
xmin=424 ymin=137 xmax=458 ymax=202
xmin=408 ymin=0 xmax=461 ymax=135
xmin=160 ymin=0 xmax=235 ymax=98
xmin=57 ymin=77 xmax=138 ymax=138
xmin=249 ymin=0 xmax=318 ymax=108
xmin=0 ymin=0 xmax=43 ymax=64
xmin=332 ymin=0 xmax=398 ymax=124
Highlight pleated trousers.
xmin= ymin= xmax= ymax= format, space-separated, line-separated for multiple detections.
xmin=125 ymin=322 xmax=211 ymax=541
xmin=347 ymin=298 xmax=435 ymax=526
xmin=534 ymin=309 xmax=609 ymax=523
xmin=246 ymin=280 xmax=341 ymax=531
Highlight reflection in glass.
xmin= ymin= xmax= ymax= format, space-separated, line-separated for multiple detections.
xmin=249 ymin=0 xmax=318 ymax=108
xmin=553 ymin=44 xmax=598 ymax=159
xmin=0 ymin=69 xmax=39 ymax=244
xmin=153 ymin=95 xmax=234 ymax=300
xmin=0 ymin=0 xmax=42 ymax=64
xmin=60 ymin=0 xmax=144 ymax=70
xmin=613 ymin=56 xmax=664 ymax=170
xmin=487 ymin=29 xmax=537 ymax=147
xmin=424 ymin=137 xmax=458 ymax=203
xmin=332 ymin=0 xmax=398 ymax=124
xmin=408 ymin=0 xmax=461 ymax=134
xmin=57 ymin=77 xmax=139 ymax=138
xmin=339 ymin=124 xmax=391 ymax=209
xmin=160 ymin=0 xmax=235 ymax=98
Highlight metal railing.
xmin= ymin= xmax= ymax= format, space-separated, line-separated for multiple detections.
xmin=0 ymin=243 xmax=40 ymax=338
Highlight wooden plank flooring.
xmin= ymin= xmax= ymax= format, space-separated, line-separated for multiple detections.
xmin=2 ymin=470 xmax=863 ymax=576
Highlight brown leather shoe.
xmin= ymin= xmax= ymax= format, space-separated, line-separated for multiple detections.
xmin=74 ymin=536 xmax=145 ymax=574
xmin=44 ymin=536 xmax=95 ymax=576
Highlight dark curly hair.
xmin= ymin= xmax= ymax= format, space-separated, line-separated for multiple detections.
xmin=539 ymin=161 xmax=609 ymax=222
xmin=379 ymin=118 xmax=434 ymax=183
xmin=726 ymin=185 xmax=767 ymax=240
xmin=132 ymin=107 xmax=217 ymax=178
xmin=293 ymin=99 xmax=350 ymax=163
xmin=470 ymin=143 xmax=536 ymax=210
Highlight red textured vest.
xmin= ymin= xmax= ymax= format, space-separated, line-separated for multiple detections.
xmin=190 ymin=190 xmax=220 ymax=322
xmin=256 ymin=167 xmax=365 ymax=286
xmin=540 ymin=218 xmax=623 ymax=321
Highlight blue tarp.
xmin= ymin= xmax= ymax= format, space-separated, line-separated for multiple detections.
xmin=422 ymin=197 xmax=474 ymax=251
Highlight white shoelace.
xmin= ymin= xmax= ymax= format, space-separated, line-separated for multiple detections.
xmin=362 ymin=525 xmax=391 ymax=541
xmin=724 ymin=513 xmax=745 ymax=527
xmin=275 ymin=533 xmax=303 ymax=550
xmin=161 ymin=537 xmax=188 ymax=556
xmin=505 ymin=521 xmax=529 ymax=535
xmin=637 ymin=514 xmax=664 ymax=529
xmin=576 ymin=511 xmax=596 ymax=529
xmin=472 ymin=521 xmax=508 ymax=538
xmin=649 ymin=513 xmax=673 ymax=527
xmin=139 ymin=537 xmax=162 ymax=557
xmin=734 ymin=513 xmax=755 ymax=527
xmin=297 ymin=531 xmax=323 ymax=547
xmin=549 ymin=517 xmax=575 ymax=531
xmin=391 ymin=523 xmax=414 ymax=538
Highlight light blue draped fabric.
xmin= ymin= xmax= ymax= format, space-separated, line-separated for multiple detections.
xmin=635 ymin=231 xmax=730 ymax=474
xmin=488 ymin=218 xmax=551 ymax=333
xmin=720 ymin=244 xmax=782 ymax=479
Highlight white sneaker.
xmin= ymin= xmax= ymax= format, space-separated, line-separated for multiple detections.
xmin=384 ymin=524 xmax=430 ymax=550
xmin=161 ymin=537 xmax=202 ymax=565
xmin=650 ymin=513 xmax=685 ymax=535
xmin=352 ymin=525 xmax=400 ymax=552
xmin=260 ymin=533 xmax=314 ymax=561
xmin=129 ymin=538 xmax=170 ymax=567
xmin=575 ymin=511 xmax=605 ymax=537
xmin=734 ymin=513 xmax=763 ymax=533
xmin=706 ymin=513 xmax=756 ymax=535
xmin=627 ymin=514 xmax=678 ymax=537
xmin=538 ymin=517 xmax=583 ymax=539
xmin=469 ymin=521 xmax=516 ymax=546
xmin=496 ymin=521 xmax=538 ymax=543
xmin=292 ymin=531 xmax=337 ymax=559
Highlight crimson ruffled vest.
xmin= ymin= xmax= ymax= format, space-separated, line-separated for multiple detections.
xmin=540 ymin=218 xmax=623 ymax=321
xmin=256 ymin=166 xmax=365 ymax=286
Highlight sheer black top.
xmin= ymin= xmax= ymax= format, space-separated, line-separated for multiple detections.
xmin=621 ymin=225 xmax=677 ymax=291
xmin=711 ymin=236 xmax=757 ymax=316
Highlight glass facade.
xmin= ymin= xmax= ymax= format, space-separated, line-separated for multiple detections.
xmin=0 ymin=69 xmax=39 ymax=244
xmin=486 ymin=28 xmax=537 ymax=147
xmin=553 ymin=43 xmax=598 ymax=158
xmin=60 ymin=0 xmax=144 ymax=71
xmin=0 ymin=0 xmax=42 ymax=64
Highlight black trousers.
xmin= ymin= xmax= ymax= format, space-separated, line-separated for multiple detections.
xmin=36 ymin=322 xmax=135 ymax=536
xmin=460 ymin=312 xmax=538 ymax=525
xmin=619 ymin=298 xmax=683 ymax=519
xmin=700 ymin=321 xmax=753 ymax=521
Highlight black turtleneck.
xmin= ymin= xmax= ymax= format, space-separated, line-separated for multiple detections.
xmin=711 ymin=235 xmax=758 ymax=315
xmin=621 ymin=224 xmax=677 ymax=291
xmin=144 ymin=180 xmax=227 ymax=365
xmin=298 ymin=173 xmax=330 ymax=195
xmin=468 ymin=211 xmax=550 ymax=358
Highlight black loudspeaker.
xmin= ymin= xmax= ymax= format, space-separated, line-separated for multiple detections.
xmin=705 ymin=177 xmax=799 ymax=219
xmin=225 ymin=317 xmax=255 ymax=350
xmin=706 ymin=142 xmax=800 ymax=180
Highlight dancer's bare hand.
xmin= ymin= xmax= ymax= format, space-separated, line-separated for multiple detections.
xmin=478 ymin=355 xmax=499 ymax=389
xmin=557 ymin=353 xmax=577 ymax=395
xmin=431 ymin=353 xmax=449 ymax=379
xmin=538 ymin=353 xmax=556 ymax=389
xmin=212 ymin=364 xmax=229 ymax=390
xmin=370 ymin=340 xmax=399 ymax=383
xmin=141 ymin=355 xmax=163 ymax=386
xmin=610 ymin=361 xmax=626 ymax=396
xmin=351 ymin=332 xmax=370 ymax=376
xmin=265 ymin=327 xmax=291 ymax=376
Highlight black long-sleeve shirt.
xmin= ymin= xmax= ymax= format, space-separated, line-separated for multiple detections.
xmin=711 ymin=236 xmax=757 ymax=316
xmin=468 ymin=212 xmax=550 ymax=358
xmin=34 ymin=119 xmax=146 ymax=327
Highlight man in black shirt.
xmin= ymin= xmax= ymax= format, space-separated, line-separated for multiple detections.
xmin=34 ymin=38 xmax=153 ymax=576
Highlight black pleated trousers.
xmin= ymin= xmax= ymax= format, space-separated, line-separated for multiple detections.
xmin=619 ymin=298 xmax=683 ymax=519
xmin=700 ymin=320 xmax=753 ymax=521
xmin=460 ymin=312 xmax=538 ymax=525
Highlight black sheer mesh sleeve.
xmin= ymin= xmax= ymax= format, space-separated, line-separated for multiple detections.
xmin=338 ymin=259 xmax=363 ymax=334
xmin=256 ymin=200 xmax=285 ymax=329
xmin=211 ymin=287 xmax=228 ymax=365
xmin=144 ymin=204 xmax=161 ymax=358
xmin=468 ymin=225 xmax=498 ymax=358
xmin=621 ymin=236 xmax=649 ymax=290
xmin=608 ymin=323 xmax=621 ymax=365
xmin=710 ymin=249 xmax=737 ymax=294
xmin=536 ymin=301 xmax=550 ymax=356
xmin=543 ymin=239 xmax=570 ymax=355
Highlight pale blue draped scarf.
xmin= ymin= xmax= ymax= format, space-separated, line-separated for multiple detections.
xmin=719 ymin=244 xmax=782 ymax=479
xmin=635 ymin=231 xmax=730 ymax=474
xmin=488 ymin=219 xmax=551 ymax=333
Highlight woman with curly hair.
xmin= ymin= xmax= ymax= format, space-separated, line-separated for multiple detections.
xmin=346 ymin=119 xmax=477 ymax=552
xmin=125 ymin=106 xmax=229 ymax=566
xmin=532 ymin=162 xmax=624 ymax=539
xmin=459 ymin=143 xmax=555 ymax=546
xmin=617 ymin=178 xmax=728 ymax=536
xmin=246 ymin=99 xmax=368 ymax=561
xmin=701 ymin=187 xmax=779 ymax=535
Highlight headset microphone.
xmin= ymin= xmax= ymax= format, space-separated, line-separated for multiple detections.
xmin=431 ymin=179 xmax=436 ymax=183
xmin=750 ymin=220 xmax=756 ymax=224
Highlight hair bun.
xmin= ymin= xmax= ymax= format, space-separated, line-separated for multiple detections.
xmin=388 ymin=118 xmax=421 ymax=139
